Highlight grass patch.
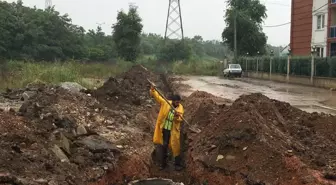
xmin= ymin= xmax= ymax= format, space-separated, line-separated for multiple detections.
xmin=0 ymin=59 xmax=222 ymax=91
xmin=0 ymin=60 xmax=133 ymax=91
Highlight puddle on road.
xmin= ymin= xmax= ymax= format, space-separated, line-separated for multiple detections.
xmin=295 ymin=104 xmax=336 ymax=115
xmin=178 ymin=76 xmax=336 ymax=115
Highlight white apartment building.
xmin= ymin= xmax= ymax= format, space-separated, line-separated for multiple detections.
xmin=311 ymin=0 xmax=328 ymax=57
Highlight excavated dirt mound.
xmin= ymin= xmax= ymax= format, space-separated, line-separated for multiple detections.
xmin=183 ymin=91 xmax=227 ymax=128
xmin=187 ymin=93 xmax=336 ymax=185
xmin=92 ymin=65 xmax=170 ymax=111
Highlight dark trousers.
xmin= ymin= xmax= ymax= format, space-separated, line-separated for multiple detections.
xmin=161 ymin=129 xmax=181 ymax=167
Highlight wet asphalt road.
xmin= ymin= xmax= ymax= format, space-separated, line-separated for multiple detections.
xmin=178 ymin=76 xmax=336 ymax=115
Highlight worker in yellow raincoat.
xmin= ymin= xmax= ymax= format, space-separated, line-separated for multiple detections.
xmin=150 ymin=85 xmax=184 ymax=171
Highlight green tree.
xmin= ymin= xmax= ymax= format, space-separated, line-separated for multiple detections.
xmin=157 ymin=40 xmax=192 ymax=62
xmin=112 ymin=4 xmax=143 ymax=62
xmin=222 ymin=0 xmax=267 ymax=56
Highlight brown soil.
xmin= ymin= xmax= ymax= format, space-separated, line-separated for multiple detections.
xmin=186 ymin=93 xmax=336 ymax=185
xmin=1 ymin=65 xmax=336 ymax=185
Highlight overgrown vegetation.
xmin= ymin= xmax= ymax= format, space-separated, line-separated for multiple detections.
xmin=0 ymin=1 xmax=228 ymax=62
xmin=0 ymin=0 xmax=228 ymax=90
xmin=0 ymin=61 xmax=134 ymax=90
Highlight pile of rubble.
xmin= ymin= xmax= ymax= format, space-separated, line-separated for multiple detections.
xmin=0 ymin=84 xmax=122 ymax=184
xmin=0 ymin=65 xmax=169 ymax=185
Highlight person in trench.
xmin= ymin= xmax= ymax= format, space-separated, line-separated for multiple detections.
xmin=150 ymin=85 xmax=184 ymax=171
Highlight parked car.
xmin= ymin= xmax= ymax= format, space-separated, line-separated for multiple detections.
xmin=223 ymin=64 xmax=242 ymax=78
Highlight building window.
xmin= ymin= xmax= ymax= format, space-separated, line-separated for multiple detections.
xmin=316 ymin=47 xmax=324 ymax=57
xmin=317 ymin=14 xmax=325 ymax=30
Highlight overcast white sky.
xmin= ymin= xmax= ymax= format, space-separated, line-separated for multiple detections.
xmin=4 ymin=0 xmax=291 ymax=46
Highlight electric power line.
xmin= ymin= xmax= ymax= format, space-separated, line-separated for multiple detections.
xmin=264 ymin=22 xmax=291 ymax=28
xmin=313 ymin=3 xmax=328 ymax=13
xmin=236 ymin=11 xmax=290 ymax=28
xmin=261 ymin=2 xmax=329 ymax=28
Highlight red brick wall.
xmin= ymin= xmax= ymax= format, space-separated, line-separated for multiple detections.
xmin=290 ymin=0 xmax=313 ymax=56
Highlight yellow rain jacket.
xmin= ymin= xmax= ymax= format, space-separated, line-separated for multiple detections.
xmin=150 ymin=88 xmax=184 ymax=157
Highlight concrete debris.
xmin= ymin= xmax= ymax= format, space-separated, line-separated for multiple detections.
xmin=216 ymin=155 xmax=224 ymax=162
xmin=59 ymin=133 xmax=71 ymax=155
xmin=75 ymin=135 xmax=119 ymax=153
xmin=51 ymin=145 xmax=69 ymax=163
xmin=59 ymin=82 xmax=86 ymax=93
xmin=21 ymin=91 xmax=37 ymax=101
xmin=76 ymin=125 xmax=87 ymax=135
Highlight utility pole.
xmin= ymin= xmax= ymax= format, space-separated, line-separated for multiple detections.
xmin=234 ymin=9 xmax=237 ymax=62
xmin=45 ymin=0 xmax=52 ymax=9
xmin=164 ymin=0 xmax=184 ymax=41
xmin=311 ymin=46 xmax=316 ymax=84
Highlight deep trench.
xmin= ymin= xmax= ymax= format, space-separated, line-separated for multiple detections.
xmin=90 ymin=73 xmax=191 ymax=185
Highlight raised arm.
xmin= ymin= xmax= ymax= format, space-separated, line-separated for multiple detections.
xmin=150 ymin=86 xmax=165 ymax=105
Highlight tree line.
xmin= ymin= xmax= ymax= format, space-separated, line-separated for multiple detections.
xmin=0 ymin=1 xmax=229 ymax=62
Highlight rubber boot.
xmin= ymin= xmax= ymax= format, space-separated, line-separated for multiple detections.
xmin=174 ymin=155 xmax=183 ymax=171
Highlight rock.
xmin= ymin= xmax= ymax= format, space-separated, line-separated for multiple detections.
xmin=72 ymin=156 xmax=85 ymax=165
xmin=216 ymin=155 xmax=224 ymax=161
xmin=76 ymin=125 xmax=87 ymax=135
xmin=59 ymin=82 xmax=86 ymax=93
xmin=55 ymin=116 xmax=76 ymax=129
xmin=106 ymin=126 xmax=115 ymax=130
xmin=105 ymin=119 xmax=114 ymax=125
xmin=59 ymin=133 xmax=71 ymax=155
xmin=135 ymin=113 xmax=148 ymax=125
xmin=243 ymin=147 xmax=248 ymax=151
xmin=75 ymin=135 xmax=119 ymax=153
xmin=94 ymin=115 xmax=104 ymax=123
xmin=21 ymin=91 xmax=37 ymax=101
xmin=34 ymin=178 xmax=48 ymax=183
xmin=51 ymin=145 xmax=69 ymax=163
xmin=225 ymin=155 xmax=236 ymax=160
xmin=124 ymin=111 xmax=132 ymax=118
xmin=116 ymin=145 xmax=123 ymax=149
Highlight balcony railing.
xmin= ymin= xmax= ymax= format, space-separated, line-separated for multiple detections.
xmin=332 ymin=0 xmax=336 ymax=4
xmin=330 ymin=26 xmax=336 ymax=38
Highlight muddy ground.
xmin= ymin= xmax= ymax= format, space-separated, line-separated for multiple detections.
xmin=175 ymin=76 xmax=336 ymax=115
xmin=0 ymin=66 xmax=336 ymax=185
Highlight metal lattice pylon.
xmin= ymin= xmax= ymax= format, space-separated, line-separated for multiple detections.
xmin=164 ymin=0 xmax=184 ymax=40
xmin=45 ymin=0 xmax=52 ymax=9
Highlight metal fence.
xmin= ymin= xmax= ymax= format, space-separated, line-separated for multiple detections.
xmin=236 ymin=56 xmax=336 ymax=79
